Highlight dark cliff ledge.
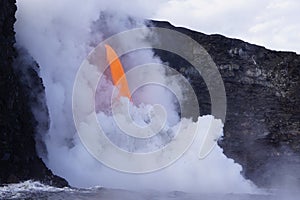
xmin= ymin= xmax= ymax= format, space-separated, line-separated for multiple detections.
xmin=150 ymin=20 xmax=300 ymax=187
xmin=0 ymin=0 xmax=67 ymax=187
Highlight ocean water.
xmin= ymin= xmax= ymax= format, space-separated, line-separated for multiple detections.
xmin=0 ymin=181 xmax=294 ymax=200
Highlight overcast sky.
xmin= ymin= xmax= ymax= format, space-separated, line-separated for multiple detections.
xmin=150 ymin=0 xmax=299 ymax=54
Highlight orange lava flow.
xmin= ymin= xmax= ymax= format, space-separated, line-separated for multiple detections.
xmin=105 ymin=44 xmax=131 ymax=100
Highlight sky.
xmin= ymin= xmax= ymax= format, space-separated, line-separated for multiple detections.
xmin=152 ymin=0 xmax=300 ymax=54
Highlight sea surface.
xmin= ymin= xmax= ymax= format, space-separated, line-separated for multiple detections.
xmin=0 ymin=181 xmax=298 ymax=200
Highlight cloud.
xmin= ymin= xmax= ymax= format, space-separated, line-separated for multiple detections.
xmin=15 ymin=0 xmax=255 ymax=192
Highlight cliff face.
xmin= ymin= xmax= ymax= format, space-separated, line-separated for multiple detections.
xmin=151 ymin=20 xmax=300 ymax=187
xmin=0 ymin=0 xmax=67 ymax=187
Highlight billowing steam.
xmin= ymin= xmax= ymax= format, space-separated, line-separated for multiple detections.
xmin=15 ymin=0 xmax=257 ymax=193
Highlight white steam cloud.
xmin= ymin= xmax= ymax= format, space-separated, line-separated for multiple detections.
xmin=16 ymin=0 xmax=256 ymax=194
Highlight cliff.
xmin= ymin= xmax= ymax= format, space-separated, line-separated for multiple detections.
xmin=151 ymin=20 xmax=300 ymax=187
xmin=0 ymin=0 xmax=67 ymax=187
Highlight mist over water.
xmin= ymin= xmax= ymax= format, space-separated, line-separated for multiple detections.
xmin=15 ymin=0 xmax=257 ymax=194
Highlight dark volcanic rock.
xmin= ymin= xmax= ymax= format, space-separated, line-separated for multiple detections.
xmin=0 ymin=0 xmax=67 ymax=187
xmin=150 ymin=20 xmax=300 ymax=187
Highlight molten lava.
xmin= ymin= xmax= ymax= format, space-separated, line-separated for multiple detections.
xmin=105 ymin=44 xmax=131 ymax=100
